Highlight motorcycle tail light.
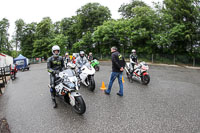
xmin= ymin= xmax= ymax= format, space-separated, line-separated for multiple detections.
xmin=61 ymin=92 xmax=65 ymax=95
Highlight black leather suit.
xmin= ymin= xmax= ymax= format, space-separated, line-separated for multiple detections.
xmin=47 ymin=55 xmax=64 ymax=97
xmin=130 ymin=54 xmax=138 ymax=72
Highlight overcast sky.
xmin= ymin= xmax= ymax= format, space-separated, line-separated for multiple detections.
xmin=0 ymin=0 xmax=163 ymax=37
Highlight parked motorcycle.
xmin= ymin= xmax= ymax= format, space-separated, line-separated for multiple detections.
xmin=91 ymin=59 xmax=100 ymax=71
xmin=125 ymin=61 xmax=150 ymax=85
xmin=10 ymin=64 xmax=18 ymax=80
xmin=48 ymin=68 xmax=86 ymax=114
xmin=78 ymin=63 xmax=96 ymax=91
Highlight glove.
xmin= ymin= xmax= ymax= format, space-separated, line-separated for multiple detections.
xmin=55 ymin=70 xmax=60 ymax=74
xmin=52 ymin=70 xmax=59 ymax=75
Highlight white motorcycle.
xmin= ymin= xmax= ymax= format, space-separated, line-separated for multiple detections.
xmin=48 ymin=67 xmax=86 ymax=114
xmin=125 ymin=61 xmax=150 ymax=85
xmin=78 ymin=63 xmax=96 ymax=91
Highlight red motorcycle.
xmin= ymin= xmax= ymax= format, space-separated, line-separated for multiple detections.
xmin=10 ymin=64 xmax=18 ymax=80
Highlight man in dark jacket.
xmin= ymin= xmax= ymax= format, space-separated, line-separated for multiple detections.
xmin=104 ymin=46 xmax=125 ymax=96
xmin=47 ymin=45 xmax=64 ymax=108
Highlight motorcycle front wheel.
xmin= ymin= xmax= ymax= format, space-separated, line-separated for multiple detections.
xmin=73 ymin=96 xmax=86 ymax=115
xmin=142 ymin=75 xmax=150 ymax=85
xmin=11 ymin=74 xmax=15 ymax=80
xmin=88 ymin=76 xmax=95 ymax=91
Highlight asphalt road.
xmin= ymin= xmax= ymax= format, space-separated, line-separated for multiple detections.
xmin=0 ymin=62 xmax=200 ymax=133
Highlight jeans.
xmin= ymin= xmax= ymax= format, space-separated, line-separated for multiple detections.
xmin=105 ymin=72 xmax=123 ymax=95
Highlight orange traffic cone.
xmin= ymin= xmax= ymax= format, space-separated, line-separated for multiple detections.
xmin=122 ymin=76 xmax=125 ymax=83
xmin=100 ymin=81 xmax=107 ymax=90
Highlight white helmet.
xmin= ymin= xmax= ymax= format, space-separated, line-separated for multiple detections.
xmin=132 ymin=49 xmax=136 ymax=54
xmin=52 ymin=45 xmax=60 ymax=55
xmin=80 ymin=51 xmax=85 ymax=58
xmin=80 ymin=51 xmax=84 ymax=55
xmin=65 ymin=52 xmax=69 ymax=56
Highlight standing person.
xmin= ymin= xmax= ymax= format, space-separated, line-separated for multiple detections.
xmin=88 ymin=52 xmax=93 ymax=62
xmin=130 ymin=49 xmax=138 ymax=73
xmin=47 ymin=45 xmax=64 ymax=108
xmin=104 ymin=46 xmax=126 ymax=96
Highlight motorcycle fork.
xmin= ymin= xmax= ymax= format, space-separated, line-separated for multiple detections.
xmin=64 ymin=92 xmax=70 ymax=104
xmin=86 ymin=75 xmax=91 ymax=85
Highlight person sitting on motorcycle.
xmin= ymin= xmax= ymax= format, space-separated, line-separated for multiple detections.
xmin=10 ymin=63 xmax=18 ymax=79
xmin=47 ymin=45 xmax=64 ymax=108
xmin=88 ymin=52 xmax=93 ymax=62
xmin=130 ymin=49 xmax=138 ymax=73
xmin=64 ymin=52 xmax=70 ymax=64
xmin=72 ymin=53 xmax=76 ymax=64
xmin=76 ymin=51 xmax=88 ymax=74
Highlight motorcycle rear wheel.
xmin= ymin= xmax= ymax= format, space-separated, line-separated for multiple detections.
xmin=11 ymin=74 xmax=15 ymax=80
xmin=95 ymin=65 xmax=100 ymax=71
xmin=73 ymin=96 xmax=86 ymax=115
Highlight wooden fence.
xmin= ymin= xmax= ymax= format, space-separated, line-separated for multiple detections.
xmin=0 ymin=66 xmax=11 ymax=95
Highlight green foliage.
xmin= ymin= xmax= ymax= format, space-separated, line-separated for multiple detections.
xmin=76 ymin=3 xmax=111 ymax=33
xmin=0 ymin=18 xmax=11 ymax=55
xmin=118 ymin=0 xmax=148 ymax=19
xmin=162 ymin=0 xmax=200 ymax=55
xmin=33 ymin=17 xmax=54 ymax=59
xmin=1 ymin=1 xmax=199 ymax=61
xmin=14 ymin=19 xmax=25 ymax=52
xmin=60 ymin=17 xmax=79 ymax=50
xmin=20 ymin=23 xmax=37 ymax=58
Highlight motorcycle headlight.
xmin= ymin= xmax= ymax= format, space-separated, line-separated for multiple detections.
xmin=64 ymin=82 xmax=75 ymax=89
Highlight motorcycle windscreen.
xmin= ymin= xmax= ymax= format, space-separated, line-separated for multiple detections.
xmin=62 ymin=69 xmax=75 ymax=77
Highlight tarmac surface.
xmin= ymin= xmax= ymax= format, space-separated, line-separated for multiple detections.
xmin=0 ymin=61 xmax=200 ymax=133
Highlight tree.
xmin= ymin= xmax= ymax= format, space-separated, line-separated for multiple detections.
xmin=118 ymin=0 xmax=148 ymax=19
xmin=0 ymin=18 xmax=11 ymax=55
xmin=60 ymin=17 xmax=79 ymax=50
xmin=33 ymin=17 xmax=54 ymax=59
xmin=20 ymin=22 xmax=37 ymax=58
xmin=128 ymin=6 xmax=158 ymax=54
xmin=14 ymin=19 xmax=25 ymax=53
xmin=162 ymin=0 xmax=200 ymax=55
xmin=54 ymin=21 xmax=61 ymax=34
xmin=93 ymin=20 xmax=130 ymax=55
xmin=72 ymin=31 xmax=93 ymax=53
xmin=76 ymin=3 xmax=111 ymax=37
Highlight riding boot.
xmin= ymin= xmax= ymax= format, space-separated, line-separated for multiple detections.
xmin=52 ymin=98 xmax=57 ymax=108
xmin=130 ymin=69 xmax=134 ymax=78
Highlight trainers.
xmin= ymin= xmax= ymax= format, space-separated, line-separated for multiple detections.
xmin=117 ymin=93 xmax=123 ymax=97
